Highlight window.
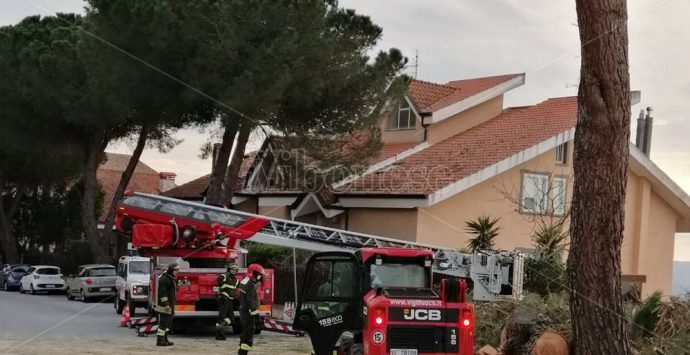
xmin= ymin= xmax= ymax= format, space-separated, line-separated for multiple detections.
xmin=388 ymin=99 xmax=415 ymax=130
xmin=552 ymin=177 xmax=567 ymax=215
xmin=128 ymin=261 xmax=149 ymax=274
xmin=521 ymin=173 xmax=549 ymax=213
xmin=37 ymin=267 xmax=60 ymax=275
xmin=555 ymin=143 xmax=568 ymax=164
xmin=370 ymin=263 xmax=427 ymax=288
xmin=88 ymin=267 xmax=116 ymax=277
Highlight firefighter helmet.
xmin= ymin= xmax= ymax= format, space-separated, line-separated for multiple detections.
xmin=227 ymin=263 xmax=240 ymax=272
xmin=247 ymin=263 xmax=265 ymax=279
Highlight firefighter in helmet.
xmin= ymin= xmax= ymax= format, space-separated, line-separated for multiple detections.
xmin=216 ymin=262 xmax=240 ymax=340
xmin=237 ymin=263 xmax=265 ymax=355
xmin=155 ymin=262 xmax=180 ymax=346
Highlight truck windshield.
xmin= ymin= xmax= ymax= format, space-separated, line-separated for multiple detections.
xmin=370 ymin=263 xmax=427 ymax=288
xmin=129 ymin=261 xmax=150 ymax=274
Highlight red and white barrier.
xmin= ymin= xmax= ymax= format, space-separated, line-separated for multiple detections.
xmin=263 ymin=318 xmax=304 ymax=336
xmin=128 ymin=316 xmax=157 ymax=328
xmin=136 ymin=324 xmax=159 ymax=337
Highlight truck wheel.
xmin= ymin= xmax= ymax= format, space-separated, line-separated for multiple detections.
xmin=349 ymin=344 xmax=363 ymax=355
xmin=127 ymin=295 xmax=136 ymax=318
xmin=115 ymin=296 xmax=125 ymax=314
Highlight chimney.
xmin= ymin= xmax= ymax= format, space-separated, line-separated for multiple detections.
xmin=634 ymin=107 xmax=654 ymax=157
xmin=635 ymin=110 xmax=645 ymax=149
xmin=159 ymin=172 xmax=177 ymax=192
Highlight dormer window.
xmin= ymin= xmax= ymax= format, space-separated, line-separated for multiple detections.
xmin=555 ymin=142 xmax=568 ymax=164
xmin=388 ymin=99 xmax=416 ymax=130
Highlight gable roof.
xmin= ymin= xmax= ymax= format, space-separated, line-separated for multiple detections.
xmin=339 ymin=97 xmax=578 ymax=197
xmin=97 ymin=152 xmax=160 ymax=223
xmin=162 ymin=152 xmax=258 ymax=201
xmin=407 ymin=74 xmax=525 ymax=117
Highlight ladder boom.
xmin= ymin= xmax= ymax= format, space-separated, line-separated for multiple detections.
xmin=117 ymin=192 xmax=523 ymax=301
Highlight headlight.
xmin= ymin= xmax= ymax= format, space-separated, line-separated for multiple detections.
xmin=132 ymin=286 xmax=145 ymax=295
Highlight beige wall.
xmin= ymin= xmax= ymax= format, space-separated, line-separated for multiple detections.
xmin=379 ymin=109 xmax=425 ymax=145
xmin=347 ymin=208 xmax=418 ymax=242
xmin=258 ymin=205 xmax=290 ymax=220
xmin=425 ymin=96 xmax=504 ymax=145
xmin=639 ymin=191 xmax=677 ymax=295
xmin=416 ymin=145 xmax=573 ymax=250
xmin=234 ymin=198 xmax=258 ymax=214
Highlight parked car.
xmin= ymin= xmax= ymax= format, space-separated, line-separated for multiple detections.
xmin=115 ymin=256 xmax=150 ymax=317
xmin=65 ymin=264 xmax=117 ymax=302
xmin=0 ymin=264 xmax=29 ymax=291
xmin=19 ymin=265 xmax=65 ymax=294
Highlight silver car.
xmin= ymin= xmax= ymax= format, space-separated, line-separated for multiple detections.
xmin=65 ymin=264 xmax=117 ymax=302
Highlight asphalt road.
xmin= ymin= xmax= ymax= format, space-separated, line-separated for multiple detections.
xmin=0 ymin=290 xmax=311 ymax=354
xmin=0 ymin=290 xmax=130 ymax=339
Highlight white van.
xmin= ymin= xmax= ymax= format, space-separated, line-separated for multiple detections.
xmin=115 ymin=256 xmax=150 ymax=318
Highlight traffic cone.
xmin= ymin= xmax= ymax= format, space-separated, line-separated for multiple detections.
xmin=120 ymin=304 xmax=130 ymax=327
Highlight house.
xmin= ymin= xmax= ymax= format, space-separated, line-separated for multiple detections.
xmin=165 ymin=74 xmax=690 ymax=296
xmin=97 ymin=152 xmax=176 ymax=226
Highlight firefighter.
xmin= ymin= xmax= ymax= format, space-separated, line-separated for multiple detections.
xmin=155 ymin=262 xmax=180 ymax=347
xmin=216 ymin=263 xmax=240 ymax=340
xmin=237 ymin=263 xmax=264 ymax=355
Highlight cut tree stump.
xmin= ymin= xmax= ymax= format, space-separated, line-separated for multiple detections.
xmin=500 ymin=307 xmax=568 ymax=355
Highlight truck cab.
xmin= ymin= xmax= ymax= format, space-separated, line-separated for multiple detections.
xmin=294 ymin=248 xmax=474 ymax=355
xmin=115 ymin=255 xmax=151 ymax=317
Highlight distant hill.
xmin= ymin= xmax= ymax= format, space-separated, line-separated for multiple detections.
xmin=673 ymin=261 xmax=690 ymax=295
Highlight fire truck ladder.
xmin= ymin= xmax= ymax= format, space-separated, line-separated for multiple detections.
xmin=125 ymin=193 xmax=524 ymax=301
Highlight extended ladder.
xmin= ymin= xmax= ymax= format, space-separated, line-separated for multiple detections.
xmin=121 ymin=193 xmax=524 ymax=301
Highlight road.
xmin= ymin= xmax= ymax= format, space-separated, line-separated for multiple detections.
xmin=0 ymin=290 xmax=311 ymax=354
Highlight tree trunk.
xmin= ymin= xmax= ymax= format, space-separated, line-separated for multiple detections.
xmin=81 ymin=139 xmax=109 ymax=263
xmin=568 ymin=0 xmax=632 ymax=354
xmin=101 ymin=126 xmax=150 ymax=259
xmin=205 ymin=119 xmax=239 ymax=206
xmin=222 ymin=124 xmax=251 ymax=207
xmin=0 ymin=182 xmax=25 ymax=264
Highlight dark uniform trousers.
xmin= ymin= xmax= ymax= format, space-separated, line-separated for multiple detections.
xmin=238 ymin=277 xmax=260 ymax=355
xmin=217 ymin=272 xmax=238 ymax=328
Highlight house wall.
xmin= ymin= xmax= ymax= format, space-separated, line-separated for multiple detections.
xmin=425 ymin=96 xmax=504 ymax=145
xmin=258 ymin=205 xmax=290 ymax=220
xmin=234 ymin=198 xmax=258 ymax=214
xmin=379 ymin=109 xmax=425 ymax=145
xmin=639 ymin=191 xmax=678 ymax=295
xmin=416 ymin=145 xmax=573 ymax=250
xmin=347 ymin=208 xmax=418 ymax=241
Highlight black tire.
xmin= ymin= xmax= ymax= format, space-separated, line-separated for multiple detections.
xmin=66 ymin=288 xmax=74 ymax=301
xmin=3 ymin=281 xmax=8 ymax=292
xmin=115 ymin=296 xmax=125 ymax=314
xmin=350 ymin=344 xmax=363 ymax=355
xmin=19 ymin=284 xmax=24 ymax=294
xmin=80 ymin=289 xmax=89 ymax=303
xmin=127 ymin=295 xmax=136 ymax=318
xmin=30 ymin=284 xmax=35 ymax=295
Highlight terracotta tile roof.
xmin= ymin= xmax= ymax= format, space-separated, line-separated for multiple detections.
xmin=162 ymin=152 xmax=258 ymax=200
xmin=339 ymin=96 xmax=578 ymax=195
xmin=97 ymin=153 xmax=160 ymax=222
xmin=408 ymin=74 xmax=522 ymax=113
xmin=99 ymin=152 xmax=158 ymax=174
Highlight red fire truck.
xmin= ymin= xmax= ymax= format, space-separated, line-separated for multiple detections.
xmin=115 ymin=193 xmax=523 ymax=353
xmin=293 ymin=250 xmax=474 ymax=355
xmin=114 ymin=193 xmax=274 ymax=332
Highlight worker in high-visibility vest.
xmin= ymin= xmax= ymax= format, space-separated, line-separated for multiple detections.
xmin=155 ymin=263 xmax=180 ymax=346
xmin=237 ymin=263 xmax=265 ymax=355
xmin=216 ymin=263 xmax=240 ymax=340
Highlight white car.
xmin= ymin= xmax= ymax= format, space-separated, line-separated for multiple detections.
xmin=20 ymin=265 xmax=65 ymax=294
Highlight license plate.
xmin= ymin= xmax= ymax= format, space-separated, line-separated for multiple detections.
xmin=99 ymin=287 xmax=111 ymax=292
xmin=45 ymin=285 xmax=56 ymax=288
xmin=391 ymin=350 xmax=417 ymax=355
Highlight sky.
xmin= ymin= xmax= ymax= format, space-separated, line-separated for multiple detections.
xmin=2 ymin=0 xmax=690 ymax=261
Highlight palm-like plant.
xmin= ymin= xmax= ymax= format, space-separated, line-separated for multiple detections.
xmin=532 ymin=225 xmax=568 ymax=260
xmin=465 ymin=216 xmax=501 ymax=252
